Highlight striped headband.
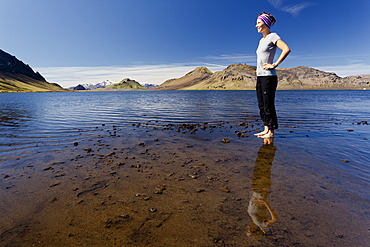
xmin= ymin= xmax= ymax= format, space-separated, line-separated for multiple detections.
xmin=258 ymin=14 xmax=274 ymax=29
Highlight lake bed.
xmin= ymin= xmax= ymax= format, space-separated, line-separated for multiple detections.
xmin=0 ymin=90 xmax=369 ymax=246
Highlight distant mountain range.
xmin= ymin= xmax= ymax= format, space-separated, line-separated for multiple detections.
xmin=1 ymin=49 xmax=369 ymax=93
xmin=84 ymin=80 xmax=115 ymax=90
xmin=71 ymin=78 xmax=146 ymax=90
xmin=69 ymin=80 xmax=115 ymax=90
xmin=155 ymin=64 xmax=370 ymax=90
xmin=70 ymin=80 xmax=156 ymax=90
xmin=0 ymin=49 xmax=64 ymax=93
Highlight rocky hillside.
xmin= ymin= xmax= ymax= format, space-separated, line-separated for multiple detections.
xmin=156 ymin=67 xmax=213 ymax=90
xmin=276 ymin=66 xmax=366 ymax=89
xmin=0 ymin=49 xmax=64 ymax=92
xmin=156 ymin=64 xmax=370 ymax=90
xmin=106 ymin=78 xmax=145 ymax=90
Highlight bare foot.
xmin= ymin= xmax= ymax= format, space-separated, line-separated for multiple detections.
xmin=258 ymin=130 xmax=274 ymax=139
xmin=254 ymin=126 xmax=269 ymax=136
xmin=254 ymin=131 xmax=267 ymax=136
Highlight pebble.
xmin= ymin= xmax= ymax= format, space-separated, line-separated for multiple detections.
xmin=356 ymin=121 xmax=368 ymax=125
xmin=119 ymin=214 xmax=131 ymax=220
xmin=221 ymin=138 xmax=230 ymax=144
xmin=49 ymin=181 xmax=61 ymax=187
xmin=54 ymin=173 xmax=66 ymax=178
xmin=155 ymin=184 xmax=167 ymax=193
xmin=219 ymin=186 xmax=230 ymax=193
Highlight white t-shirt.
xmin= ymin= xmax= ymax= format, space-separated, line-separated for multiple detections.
xmin=256 ymin=33 xmax=280 ymax=76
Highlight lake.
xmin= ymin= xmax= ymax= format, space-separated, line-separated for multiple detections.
xmin=0 ymin=90 xmax=369 ymax=246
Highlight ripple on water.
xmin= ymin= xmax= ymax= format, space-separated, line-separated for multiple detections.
xmin=0 ymin=91 xmax=369 ymax=198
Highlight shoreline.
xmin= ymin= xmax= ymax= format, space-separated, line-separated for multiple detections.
xmin=1 ymin=86 xmax=369 ymax=93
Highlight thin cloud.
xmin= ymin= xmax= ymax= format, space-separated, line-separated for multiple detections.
xmin=316 ymin=64 xmax=370 ymax=77
xmin=288 ymin=52 xmax=370 ymax=61
xmin=204 ymin=54 xmax=256 ymax=63
xmin=267 ymin=0 xmax=313 ymax=16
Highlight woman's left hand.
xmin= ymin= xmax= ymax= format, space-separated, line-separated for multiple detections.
xmin=263 ymin=63 xmax=275 ymax=70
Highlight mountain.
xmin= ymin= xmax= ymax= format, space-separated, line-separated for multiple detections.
xmin=68 ymin=80 xmax=115 ymax=90
xmin=106 ymin=78 xmax=145 ymax=90
xmin=155 ymin=64 xmax=370 ymax=90
xmin=0 ymin=49 xmax=64 ymax=93
xmin=72 ymin=84 xmax=87 ymax=90
xmin=69 ymin=79 xmax=147 ymax=91
xmin=83 ymin=80 xmax=115 ymax=90
xmin=143 ymin=83 xmax=158 ymax=89
xmin=276 ymin=66 xmax=361 ymax=89
xmin=156 ymin=67 xmax=213 ymax=90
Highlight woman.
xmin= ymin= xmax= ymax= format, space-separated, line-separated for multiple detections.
xmin=254 ymin=12 xmax=290 ymax=138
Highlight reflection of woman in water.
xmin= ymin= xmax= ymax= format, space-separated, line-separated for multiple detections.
xmin=254 ymin=12 xmax=291 ymax=138
xmin=248 ymin=138 xmax=277 ymax=236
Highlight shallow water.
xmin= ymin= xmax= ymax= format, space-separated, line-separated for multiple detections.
xmin=1 ymin=90 xmax=369 ymax=192
xmin=0 ymin=90 xmax=369 ymax=246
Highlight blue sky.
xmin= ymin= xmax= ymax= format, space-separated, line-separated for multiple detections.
xmin=1 ymin=0 xmax=369 ymax=87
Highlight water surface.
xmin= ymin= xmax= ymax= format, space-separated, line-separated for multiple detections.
xmin=1 ymin=90 xmax=368 ymax=193
xmin=0 ymin=90 xmax=369 ymax=246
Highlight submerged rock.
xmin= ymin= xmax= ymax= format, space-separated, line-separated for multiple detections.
xmin=219 ymin=186 xmax=230 ymax=193
xmin=221 ymin=138 xmax=230 ymax=144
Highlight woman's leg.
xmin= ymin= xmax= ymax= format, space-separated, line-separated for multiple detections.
xmin=258 ymin=76 xmax=278 ymax=138
xmin=255 ymin=77 xmax=269 ymax=136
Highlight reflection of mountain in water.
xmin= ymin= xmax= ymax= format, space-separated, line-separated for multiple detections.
xmin=248 ymin=139 xmax=277 ymax=236
xmin=0 ymin=108 xmax=30 ymax=127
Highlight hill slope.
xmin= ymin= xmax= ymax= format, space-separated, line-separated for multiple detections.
xmin=155 ymin=67 xmax=213 ymax=90
xmin=156 ymin=64 xmax=370 ymax=90
xmin=106 ymin=78 xmax=145 ymax=90
xmin=0 ymin=49 xmax=64 ymax=93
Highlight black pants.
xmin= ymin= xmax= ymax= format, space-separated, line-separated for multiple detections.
xmin=256 ymin=76 xmax=278 ymax=130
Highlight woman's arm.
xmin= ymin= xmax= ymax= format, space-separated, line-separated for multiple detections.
xmin=263 ymin=39 xmax=291 ymax=69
